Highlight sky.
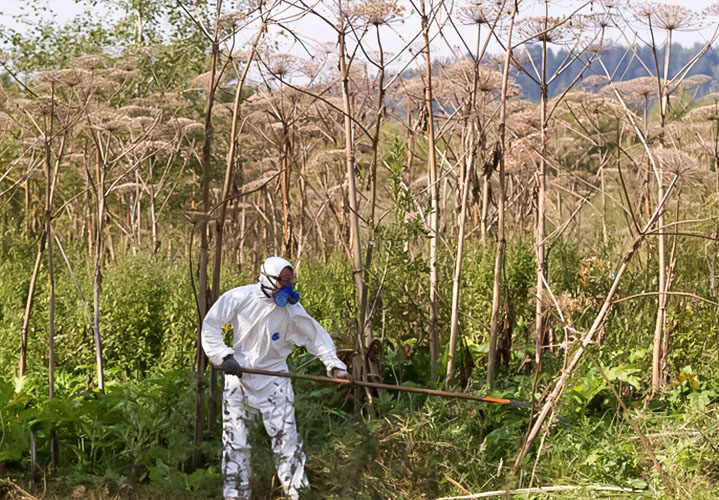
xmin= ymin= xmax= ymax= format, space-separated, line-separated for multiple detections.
xmin=2 ymin=0 xmax=719 ymax=63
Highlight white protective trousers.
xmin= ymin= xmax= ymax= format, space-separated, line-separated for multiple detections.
xmin=201 ymin=282 xmax=347 ymax=500
xmin=222 ymin=375 xmax=307 ymax=499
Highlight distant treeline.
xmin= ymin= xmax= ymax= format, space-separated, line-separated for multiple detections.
xmin=516 ymin=43 xmax=719 ymax=100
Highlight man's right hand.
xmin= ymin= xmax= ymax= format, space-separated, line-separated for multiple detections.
xmin=222 ymin=355 xmax=243 ymax=378
xmin=330 ymin=367 xmax=352 ymax=381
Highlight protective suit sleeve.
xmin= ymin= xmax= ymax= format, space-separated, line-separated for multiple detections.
xmin=290 ymin=306 xmax=347 ymax=376
xmin=201 ymin=290 xmax=239 ymax=367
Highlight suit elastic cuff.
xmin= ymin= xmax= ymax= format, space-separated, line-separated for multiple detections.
xmin=210 ymin=347 xmax=235 ymax=367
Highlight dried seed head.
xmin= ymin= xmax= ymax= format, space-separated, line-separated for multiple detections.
xmin=135 ymin=140 xmax=177 ymax=157
xmin=630 ymin=77 xmax=659 ymax=97
xmin=299 ymin=60 xmax=323 ymax=79
xmin=218 ymin=11 xmax=247 ymax=30
xmin=652 ymin=145 xmax=697 ymax=176
xmin=586 ymin=38 xmax=612 ymax=55
xmin=705 ymin=2 xmax=719 ymax=17
xmin=191 ymin=71 xmax=214 ymax=89
xmin=505 ymin=137 xmax=537 ymax=174
xmin=230 ymin=49 xmax=252 ymax=62
xmin=169 ymin=117 xmax=195 ymax=129
xmin=579 ymin=75 xmax=609 ymax=93
xmin=100 ymin=68 xmax=139 ymax=82
xmin=579 ymin=12 xmax=613 ymax=30
xmin=517 ymin=16 xmax=573 ymax=44
xmin=439 ymin=60 xmax=475 ymax=90
xmin=388 ymin=75 xmax=425 ymax=108
xmin=88 ymin=110 xmax=130 ymax=133
xmin=460 ymin=4 xmax=495 ymax=26
xmin=75 ymin=75 xmax=120 ymax=94
xmin=633 ymin=3 xmax=703 ymax=31
xmin=128 ymin=115 xmax=157 ymax=132
xmin=118 ymin=105 xmax=157 ymax=117
xmin=311 ymin=149 xmax=345 ymax=171
xmin=267 ymin=53 xmax=299 ymax=80
xmin=680 ymin=74 xmax=711 ymax=91
xmin=607 ymin=77 xmax=659 ymax=106
xmin=37 ymin=68 xmax=90 ymax=88
xmin=510 ymin=107 xmax=541 ymax=139
xmin=563 ymin=92 xmax=625 ymax=118
xmin=353 ymin=0 xmax=404 ymax=26
xmin=477 ymin=66 xmax=506 ymax=94
xmin=136 ymin=91 xmax=185 ymax=111
xmin=184 ymin=122 xmax=205 ymax=136
xmin=683 ymin=104 xmax=719 ymax=122
xmin=69 ymin=54 xmax=108 ymax=70
xmin=11 ymin=96 xmax=56 ymax=116
xmin=597 ymin=0 xmax=628 ymax=10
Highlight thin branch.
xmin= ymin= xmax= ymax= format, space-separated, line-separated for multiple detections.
xmin=436 ymin=484 xmax=643 ymax=500
xmin=613 ymin=291 xmax=719 ymax=307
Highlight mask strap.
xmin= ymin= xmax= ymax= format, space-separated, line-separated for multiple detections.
xmin=260 ymin=283 xmax=275 ymax=299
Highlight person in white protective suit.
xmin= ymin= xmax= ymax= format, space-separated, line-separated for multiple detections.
xmin=201 ymin=256 xmax=350 ymax=500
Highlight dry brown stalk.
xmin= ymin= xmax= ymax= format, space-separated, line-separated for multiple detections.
xmin=0 ymin=479 xmax=38 ymax=500
xmin=487 ymin=0 xmax=518 ymax=389
xmin=436 ymin=484 xmax=643 ymax=499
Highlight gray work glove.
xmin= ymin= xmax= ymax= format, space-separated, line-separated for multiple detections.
xmin=330 ymin=367 xmax=352 ymax=381
xmin=222 ymin=354 xmax=243 ymax=378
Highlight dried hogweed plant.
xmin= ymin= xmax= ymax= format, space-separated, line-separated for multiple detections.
xmin=460 ymin=4 xmax=496 ymax=27
xmin=633 ymin=3 xmax=704 ymax=32
xmin=266 ymin=53 xmax=300 ymax=81
xmin=517 ymin=16 xmax=574 ymax=45
xmin=353 ymin=0 xmax=404 ymax=26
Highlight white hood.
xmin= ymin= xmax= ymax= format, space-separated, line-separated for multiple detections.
xmin=258 ymin=256 xmax=293 ymax=290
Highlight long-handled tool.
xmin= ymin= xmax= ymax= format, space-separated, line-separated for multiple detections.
xmin=235 ymin=366 xmax=571 ymax=427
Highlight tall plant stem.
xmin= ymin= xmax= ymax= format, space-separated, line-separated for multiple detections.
xmin=534 ymin=9 xmax=549 ymax=372
xmin=194 ymin=0 xmax=222 ymax=468
xmin=338 ymin=6 xmax=380 ymax=397
xmin=209 ymin=18 xmax=267 ymax=433
xmin=281 ymin=125 xmax=292 ymax=255
xmin=18 ymin=231 xmax=46 ymax=379
xmin=420 ymin=0 xmax=440 ymax=382
xmin=446 ymin=125 xmax=475 ymax=382
xmin=487 ymin=0 xmax=517 ymax=389
xmin=363 ymin=23 xmax=386 ymax=305
xmin=44 ymin=92 xmax=57 ymax=471
xmin=93 ymin=146 xmax=106 ymax=393
xmin=652 ymin=26 xmax=672 ymax=395
xmin=447 ymin=28 xmax=483 ymax=382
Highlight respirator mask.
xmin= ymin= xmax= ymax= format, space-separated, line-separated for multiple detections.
xmin=272 ymin=285 xmax=300 ymax=306
xmin=259 ymin=257 xmax=300 ymax=307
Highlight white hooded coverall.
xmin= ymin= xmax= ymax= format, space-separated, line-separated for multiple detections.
xmin=201 ymin=263 xmax=347 ymax=500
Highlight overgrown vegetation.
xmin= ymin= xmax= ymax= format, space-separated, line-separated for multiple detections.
xmin=2 ymin=240 xmax=718 ymax=498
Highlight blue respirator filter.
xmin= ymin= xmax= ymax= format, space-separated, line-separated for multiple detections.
xmin=274 ymin=287 xmax=300 ymax=307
